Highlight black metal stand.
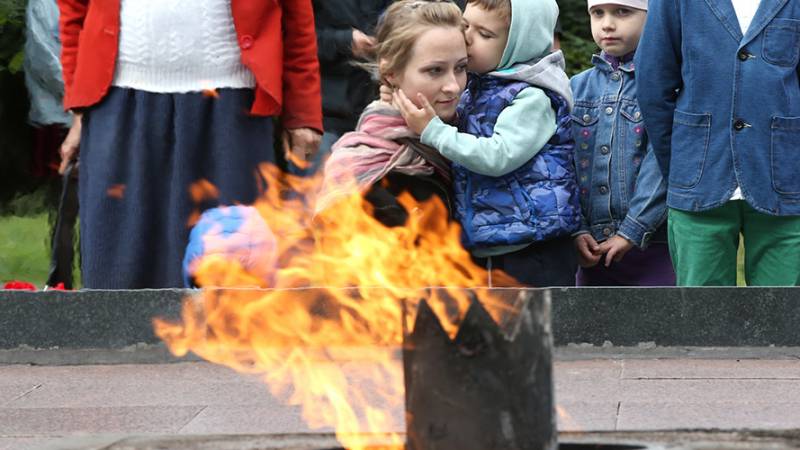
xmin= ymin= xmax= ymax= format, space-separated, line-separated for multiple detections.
xmin=404 ymin=289 xmax=556 ymax=450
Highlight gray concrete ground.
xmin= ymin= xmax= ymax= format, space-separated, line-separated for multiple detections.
xmin=1 ymin=357 xmax=799 ymax=449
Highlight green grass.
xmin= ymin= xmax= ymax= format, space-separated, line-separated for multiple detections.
xmin=0 ymin=213 xmax=52 ymax=286
xmin=0 ymin=184 xmax=81 ymax=288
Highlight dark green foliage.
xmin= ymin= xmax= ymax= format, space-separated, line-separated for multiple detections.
xmin=557 ymin=0 xmax=598 ymax=76
xmin=0 ymin=0 xmax=34 ymax=211
xmin=0 ymin=0 xmax=25 ymax=74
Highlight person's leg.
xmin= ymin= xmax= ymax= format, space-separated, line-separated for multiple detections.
xmin=470 ymin=254 xmax=491 ymax=286
xmin=620 ymin=244 xmax=676 ymax=286
xmin=31 ymin=125 xmax=68 ymax=178
xmin=79 ymin=88 xmax=176 ymax=288
xmin=667 ymin=203 xmax=741 ymax=286
xmin=577 ymin=243 xmax=675 ymax=286
xmin=79 ymin=87 xmax=276 ymax=289
xmin=490 ymin=236 xmax=577 ymax=287
xmin=172 ymin=89 xmax=277 ymax=287
xmin=175 ymin=88 xmax=276 ymax=206
xmin=315 ymin=130 xmax=340 ymax=168
xmin=576 ymin=264 xmax=621 ymax=286
xmin=742 ymin=203 xmax=800 ymax=286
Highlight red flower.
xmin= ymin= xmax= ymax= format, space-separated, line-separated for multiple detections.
xmin=4 ymin=281 xmax=37 ymax=290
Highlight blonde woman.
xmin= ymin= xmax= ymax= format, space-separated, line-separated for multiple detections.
xmin=317 ymin=0 xmax=467 ymax=226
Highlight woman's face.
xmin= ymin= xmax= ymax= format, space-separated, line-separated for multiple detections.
xmin=388 ymin=26 xmax=468 ymax=122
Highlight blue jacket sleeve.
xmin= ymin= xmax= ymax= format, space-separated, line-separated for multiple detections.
xmin=25 ymin=0 xmax=65 ymax=96
xmin=315 ymin=28 xmax=354 ymax=64
xmin=616 ymin=141 xmax=668 ymax=248
xmin=419 ymin=87 xmax=556 ymax=177
xmin=633 ymin=0 xmax=682 ymax=179
xmin=311 ymin=0 xmax=354 ymax=65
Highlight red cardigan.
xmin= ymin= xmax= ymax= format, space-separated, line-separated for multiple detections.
xmin=57 ymin=0 xmax=323 ymax=131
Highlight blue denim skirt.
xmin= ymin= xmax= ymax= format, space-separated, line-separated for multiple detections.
xmin=79 ymin=87 xmax=275 ymax=288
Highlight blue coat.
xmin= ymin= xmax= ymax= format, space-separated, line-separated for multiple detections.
xmin=570 ymin=54 xmax=668 ymax=248
xmin=453 ymin=76 xmax=582 ymax=249
xmin=636 ymin=0 xmax=800 ymax=215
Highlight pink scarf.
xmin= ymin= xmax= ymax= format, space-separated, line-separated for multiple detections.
xmin=315 ymin=101 xmax=449 ymax=213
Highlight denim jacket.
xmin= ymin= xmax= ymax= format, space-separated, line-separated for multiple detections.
xmin=636 ymin=0 xmax=800 ymax=216
xmin=570 ymin=54 xmax=668 ymax=248
xmin=24 ymin=0 xmax=71 ymax=127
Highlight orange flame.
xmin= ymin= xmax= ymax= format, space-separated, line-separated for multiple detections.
xmin=154 ymin=163 xmax=518 ymax=449
xmin=202 ymin=88 xmax=220 ymax=99
xmin=106 ymin=184 xmax=126 ymax=199
xmin=189 ymin=179 xmax=220 ymax=204
xmin=557 ymin=405 xmax=577 ymax=431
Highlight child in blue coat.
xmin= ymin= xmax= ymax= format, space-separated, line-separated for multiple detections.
xmin=395 ymin=0 xmax=582 ymax=287
xmin=570 ymin=0 xmax=675 ymax=286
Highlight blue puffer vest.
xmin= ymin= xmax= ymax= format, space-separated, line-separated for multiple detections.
xmin=454 ymin=76 xmax=582 ymax=249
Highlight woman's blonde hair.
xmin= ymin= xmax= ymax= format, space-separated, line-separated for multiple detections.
xmin=373 ymin=0 xmax=464 ymax=86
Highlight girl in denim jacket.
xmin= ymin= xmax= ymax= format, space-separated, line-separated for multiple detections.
xmin=570 ymin=0 xmax=675 ymax=286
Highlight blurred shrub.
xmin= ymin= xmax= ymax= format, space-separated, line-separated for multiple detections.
xmin=558 ymin=0 xmax=598 ymax=76
xmin=0 ymin=0 xmax=34 ymax=211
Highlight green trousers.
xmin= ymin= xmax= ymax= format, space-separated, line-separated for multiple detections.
xmin=668 ymin=201 xmax=800 ymax=286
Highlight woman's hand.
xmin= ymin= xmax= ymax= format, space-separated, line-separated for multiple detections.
xmin=597 ymin=235 xmax=634 ymax=267
xmin=59 ymin=112 xmax=82 ymax=174
xmin=574 ymin=233 xmax=601 ymax=268
xmin=282 ymin=127 xmax=322 ymax=165
xmin=351 ymin=29 xmax=377 ymax=60
xmin=394 ymin=89 xmax=436 ymax=135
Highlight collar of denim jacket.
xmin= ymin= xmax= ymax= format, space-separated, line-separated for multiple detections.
xmin=592 ymin=51 xmax=636 ymax=73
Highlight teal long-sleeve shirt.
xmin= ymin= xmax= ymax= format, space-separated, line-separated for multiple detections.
xmin=420 ymin=86 xmax=556 ymax=177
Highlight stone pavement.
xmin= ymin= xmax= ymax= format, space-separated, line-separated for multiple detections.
xmin=1 ymin=358 xmax=799 ymax=450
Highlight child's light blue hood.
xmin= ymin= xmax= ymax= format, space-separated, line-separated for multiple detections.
xmin=498 ymin=0 xmax=558 ymax=69
xmin=490 ymin=0 xmax=573 ymax=109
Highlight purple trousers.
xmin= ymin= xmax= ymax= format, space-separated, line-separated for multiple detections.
xmin=576 ymin=243 xmax=676 ymax=286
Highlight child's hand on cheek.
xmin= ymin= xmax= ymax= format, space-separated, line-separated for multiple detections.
xmin=395 ymin=89 xmax=436 ymax=136
xmin=597 ymin=235 xmax=634 ymax=267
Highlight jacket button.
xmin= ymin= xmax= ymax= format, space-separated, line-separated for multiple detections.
xmin=605 ymin=106 xmax=614 ymax=115
xmin=737 ymin=50 xmax=751 ymax=61
xmin=733 ymin=119 xmax=748 ymax=131
xmin=600 ymin=145 xmax=610 ymax=155
xmin=611 ymin=72 xmax=621 ymax=81
xmin=634 ymin=111 xmax=641 ymax=120
xmin=583 ymin=114 xmax=592 ymax=123
xmin=240 ymin=35 xmax=254 ymax=49
xmin=599 ymin=185 xmax=609 ymax=194
xmin=602 ymin=227 xmax=612 ymax=236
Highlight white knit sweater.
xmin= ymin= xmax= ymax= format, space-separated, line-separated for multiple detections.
xmin=112 ymin=0 xmax=256 ymax=93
